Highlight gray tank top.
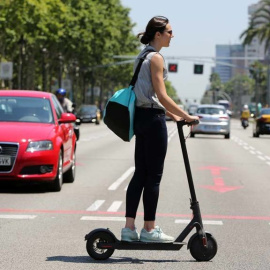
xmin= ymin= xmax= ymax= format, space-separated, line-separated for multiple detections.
xmin=133 ymin=46 xmax=168 ymax=111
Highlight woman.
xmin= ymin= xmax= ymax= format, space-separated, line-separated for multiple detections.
xmin=121 ymin=16 xmax=199 ymax=243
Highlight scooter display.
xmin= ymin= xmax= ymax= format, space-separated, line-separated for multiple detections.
xmin=84 ymin=120 xmax=218 ymax=261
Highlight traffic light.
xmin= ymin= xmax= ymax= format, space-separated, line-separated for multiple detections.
xmin=168 ymin=63 xmax=178 ymax=73
xmin=194 ymin=64 xmax=203 ymax=74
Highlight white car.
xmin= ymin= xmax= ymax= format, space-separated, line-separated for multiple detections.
xmin=190 ymin=104 xmax=230 ymax=139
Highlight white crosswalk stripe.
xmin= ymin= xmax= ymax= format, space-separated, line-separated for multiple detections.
xmin=86 ymin=200 xmax=105 ymax=211
xmin=81 ymin=216 xmax=125 ymax=221
xmin=0 ymin=215 xmax=37 ymax=220
xmin=107 ymin=201 xmax=123 ymax=212
xmin=175 ymin=219 xmax=223 ymax=225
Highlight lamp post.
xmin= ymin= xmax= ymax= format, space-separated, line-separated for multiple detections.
xmin=17 ymin=35 xmax=25 ymax=89
xmin=41 ymin=48 xmax=48 ymax=91
xmin=58 ymin=53 xmax=63 ymax=88
xmin=267 ymin=54 xmax=270 ymax=107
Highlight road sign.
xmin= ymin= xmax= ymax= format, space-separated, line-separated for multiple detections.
xmin=0 ymin=62 xmax=13 ymax=80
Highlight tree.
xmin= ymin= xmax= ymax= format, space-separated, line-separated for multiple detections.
xmin=0 ymin=0 xmax=140 ymax=105
xmin=240 ymin=0 xmax=270 ymax=53
xmin=209 ymin=72 xmax=223 ymax=91
xmin=165 ymin=81 xmax=181 ymax=103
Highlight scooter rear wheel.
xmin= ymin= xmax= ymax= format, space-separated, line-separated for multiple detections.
xmin=86 ymin=231 xmax=115 ymax=260
xmin=189 ymin=232 xmax=218 ymax=261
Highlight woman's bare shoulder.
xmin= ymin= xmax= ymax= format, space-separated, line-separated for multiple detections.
xmin=151 ymin=53 xmax=164 ymax=66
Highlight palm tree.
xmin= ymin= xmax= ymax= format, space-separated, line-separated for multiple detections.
xmin=240 ymin=0 xmax=270 ymax=52
xmin=240 ymin=0 xmax=270 ymax=107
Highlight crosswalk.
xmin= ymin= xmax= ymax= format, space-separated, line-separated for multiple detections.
xmin=1 ymin=205 xmax=270 ymax=227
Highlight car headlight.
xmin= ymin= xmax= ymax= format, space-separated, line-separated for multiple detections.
xmin=26 ymin=141 xmax=53 ymax=152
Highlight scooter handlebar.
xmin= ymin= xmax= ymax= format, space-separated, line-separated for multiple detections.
xmin=177 ymin=119 xmax=200 ymax=127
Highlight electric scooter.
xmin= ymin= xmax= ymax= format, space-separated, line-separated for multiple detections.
xmin=84 ymin=120 xmax=218 ymax=261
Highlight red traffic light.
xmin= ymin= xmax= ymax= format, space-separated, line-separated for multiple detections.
xmin=168 ymin=63 xmax=178 ymax=73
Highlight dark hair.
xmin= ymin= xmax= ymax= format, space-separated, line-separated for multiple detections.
xmin=137 ymin=16 xmax=169 ymax=45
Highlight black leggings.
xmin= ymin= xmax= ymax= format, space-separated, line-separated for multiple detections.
xmin=125 ymin=107 xmax=168 ymax=221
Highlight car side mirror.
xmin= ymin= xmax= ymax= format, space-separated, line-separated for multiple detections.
xmin=59 ymin=113 xmax=76 ymax=124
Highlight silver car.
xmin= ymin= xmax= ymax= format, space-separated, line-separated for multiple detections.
xmin=190 ymin=105 xmax=230 ymax=139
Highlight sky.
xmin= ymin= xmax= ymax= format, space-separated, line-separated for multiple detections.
xmin=120 ymin=0 xmax=257 ymax=104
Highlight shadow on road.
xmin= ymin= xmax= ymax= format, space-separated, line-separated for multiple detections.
xmin=0 ymin=182 xmax=48 ymax=194
xmin=46 ymin=255 xmax=197 ymax=264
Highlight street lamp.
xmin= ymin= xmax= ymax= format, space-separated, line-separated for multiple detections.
xmin=58 ymin=53 xmax=63 ymax=88
xmin=17 ymin=35 xmax=25 ymax=89
xmin=41 ymin=48 xmax=48 ymax=91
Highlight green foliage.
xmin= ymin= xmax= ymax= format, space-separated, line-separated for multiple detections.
xmin=248 ymin=61 xmax=267 ymax=85
xmin=0 ymin=0 xmax=140 ymax=104
xmin=165 ymin=81 xmax=181 ymax=103
xmin=240 ymin=0 xmax=270 ymax=52
xmin=223 ymin=74 xmax=255 ymax=96
xmin=209 ymin=73 xmax=223 ymax=91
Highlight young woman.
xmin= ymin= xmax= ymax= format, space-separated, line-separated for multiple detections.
xmin=121 ymin=16 xmax=199 ymax=243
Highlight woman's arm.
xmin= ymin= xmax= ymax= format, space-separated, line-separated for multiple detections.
xmin=151 ymin=54 xmax=198 ymax=122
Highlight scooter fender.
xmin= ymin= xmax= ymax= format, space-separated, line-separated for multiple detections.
xmin=84 ymin=228 xmax=117 ymax=241
xmin=187 ymin=231 xmax=213 ymax=249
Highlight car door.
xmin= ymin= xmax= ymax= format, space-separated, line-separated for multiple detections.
xmin=51 ymin=96 xmax=73 ymax=167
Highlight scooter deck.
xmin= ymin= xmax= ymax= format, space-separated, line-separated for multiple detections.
xmin=98 ymin=240 xmax=187 ymax=251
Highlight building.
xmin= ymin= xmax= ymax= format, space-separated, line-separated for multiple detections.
xmin=214 ymin=44 xmax=245 ymax=83
xmin=245 ymin=2 xmax=266 ymax=68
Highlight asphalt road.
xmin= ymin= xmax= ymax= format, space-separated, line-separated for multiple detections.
xmin=0 ymin=118 xmax=270 ymax=270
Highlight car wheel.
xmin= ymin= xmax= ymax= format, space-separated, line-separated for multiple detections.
xmin=51 ymin=150 xmax=63 ymax=192
xmin=224 ymin=133 xmax=230 ymax=139
xmin=64 ymin=150 xmax=76 ymax=183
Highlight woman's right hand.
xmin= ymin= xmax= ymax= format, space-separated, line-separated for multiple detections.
xmin=185 ymin=115 xmax=199 ymax=124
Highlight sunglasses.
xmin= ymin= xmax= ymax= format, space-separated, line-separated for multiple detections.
xmin=164 ymin=30 xmax=173 ymax=36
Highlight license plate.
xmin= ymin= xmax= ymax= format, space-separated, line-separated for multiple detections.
xmin=0 ymin=156 xmax=11 ymax=166
xmin=205 ymin=125 xmax=219 ymax=131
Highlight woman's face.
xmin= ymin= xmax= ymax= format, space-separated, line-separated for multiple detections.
xmin=161 ymin=23 xmax=174 ymax=47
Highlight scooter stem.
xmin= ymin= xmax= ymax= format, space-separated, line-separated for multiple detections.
xmin=176 ymin=121 xmax=197 ymax=202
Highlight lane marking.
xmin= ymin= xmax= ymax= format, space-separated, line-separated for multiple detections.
xmin=86 ymin=200 xmax=105 ymax=211
xmin=108 ymin=167 xmax=135 ymax=191
xmin=2 ymin=208 xmax=270 ymax=221
xmin=81 ymin=216 xmax=125 ymax=221
xmin=168 ymin=127 xmax=177 ymax=142
xmin=107 ymin=126 xmax=176 ymax=192
xmin=175 ymin=219 xmax=223 ymax=225
xmin=0 ymin=214 xmax=36 ymax=220
xmin=107 ymin=201 xmax=123 ymax=212
xmin=232 ymin=136 xmax=270 ymax=167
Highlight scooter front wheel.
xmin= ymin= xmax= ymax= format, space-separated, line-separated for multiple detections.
xmin=86 ymin=231 xmax=115 ymax=260
xmin=189 ymin=232 xmax=218 ymax=261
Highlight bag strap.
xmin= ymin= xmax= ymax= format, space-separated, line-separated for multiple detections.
xmin=129 ymin=49 xmax=156 ymax=87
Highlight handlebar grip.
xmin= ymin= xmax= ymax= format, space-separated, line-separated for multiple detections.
xmin=177 ymin=119 xmax=199 ymax=127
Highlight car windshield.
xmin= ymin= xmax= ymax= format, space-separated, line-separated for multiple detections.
xmin=79 ymin=106 xmax=96 ymax=114
xmin=197 ymin=107 xmax=226 ymax=115
xmin=0 ymin=97 xmax=53 ymax=123
xmin=260 ymin=108 xmax=270 ymax=115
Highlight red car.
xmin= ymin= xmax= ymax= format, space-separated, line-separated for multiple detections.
xmin=0 ymin=90 xmax=77 ymax=191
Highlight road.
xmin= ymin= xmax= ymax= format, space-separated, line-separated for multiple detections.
xmin=0 ymin=119 xmax=270 ymax=270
